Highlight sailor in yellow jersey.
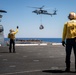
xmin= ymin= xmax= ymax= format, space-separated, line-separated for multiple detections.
xmin=62 ymin=12 xmax=76 ymax=72
xmin=8 ymin=26 xmax=19 ymax=53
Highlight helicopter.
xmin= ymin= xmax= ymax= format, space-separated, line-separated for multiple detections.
xmin=0 ymin=9 xmax=7 ymax=46
xmin=28 ymin=6 xmax=57 ymax=16
xmin=28 ymin=6 xmax=57 ymax=30
xmin=0 ymin=10 xmax=7 ymax=22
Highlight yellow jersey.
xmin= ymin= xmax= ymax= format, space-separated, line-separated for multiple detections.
xmin=62 ymin=20 xmax=76 ymax=41
xmin=8 ymin=29 xmax=18 ymax=39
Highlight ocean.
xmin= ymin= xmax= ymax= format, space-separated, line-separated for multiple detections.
xmin=4 ymin=38 xmax=62 ymax=43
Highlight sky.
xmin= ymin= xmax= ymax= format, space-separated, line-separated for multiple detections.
xmin=0 ymin=0 xmax=76 ymax=38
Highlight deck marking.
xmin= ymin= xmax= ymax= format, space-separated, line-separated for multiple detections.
xmin=3 ymin=59 xmax=7 ymax=61
xmin=1 ymin=70 xmax=41 ymax=75
xmin=49 ymin=56 xmax=55 ymax=58
xmin=9 ymin=65 xmax=16 ymax=68
xmin=51 ymin=67 xmax=59 ymax=70
xmin=23 ymin=56 xmax=27 ymax=57
xmin=33 ymin=60 xmax=39 ymax=62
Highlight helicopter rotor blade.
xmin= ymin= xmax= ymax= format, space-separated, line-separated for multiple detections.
xmin=27 ymin=6 xmax=39 ymax=8
xmin=27 ymin=5 xmax=45 ymax=9
xmin=0 ymin=10 xmax=7 ymax=13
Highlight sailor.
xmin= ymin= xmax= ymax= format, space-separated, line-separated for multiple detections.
xmin=62 ymin=12 xmax=76 ymax=72
xmin=8 ymin=26 xmax=19 ymax=53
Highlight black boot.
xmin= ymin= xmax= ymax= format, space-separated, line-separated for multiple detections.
xmin=65 ymin=68 xmax=70 ymax=72
xmin=65 ymin=63 xmax=70 ymax=72
xmin=75 ymin=64 xmax=76 ymax=72
xmin=9 ymin=50 xmax=11 ymax=53
xmin=9 ymin=47 xmax=11 ymax=53
xmin=13 ymin=49 xmax=16 ymax=53
xmin=9 ymin=49 xmax=11 ymax=53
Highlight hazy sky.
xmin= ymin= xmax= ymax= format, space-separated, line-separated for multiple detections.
xmin=0 ymin=0 xmax=76 ymax=38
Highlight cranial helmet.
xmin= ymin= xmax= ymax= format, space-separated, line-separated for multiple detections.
xmin=10 ymin=29 xmax=14 ymax=32
xmin=68 ymin=12 xmax=76 ymax=20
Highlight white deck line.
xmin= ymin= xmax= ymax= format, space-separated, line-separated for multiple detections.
xmin=15 ymin=44 xmax=39 ymax=46
xmin=1 ymin=70 xmax=41 ymax=75
xmin=39 ymin=43 xmax=47 ymax=45
xmin=15 ymin=43 xmax=47 ymax=46
xmin=0 ymin=43 xmax=62 ymax=46
xmin=52 ymin=43 xmax=62 ymax=45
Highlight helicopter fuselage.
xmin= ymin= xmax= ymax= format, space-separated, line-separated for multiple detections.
xmin=32 ymin=9 xmax=56 ymax=16
xmin=32 ymin=9 xmax=47 ymax=15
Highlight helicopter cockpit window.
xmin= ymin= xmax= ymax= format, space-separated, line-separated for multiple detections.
xmin=0 ymin=25 xmax=4 ymax=32
xmin=39 ymin=25 xmax=44 ymax=30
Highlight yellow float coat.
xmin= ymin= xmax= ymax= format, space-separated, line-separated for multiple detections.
xmin=62 ymin=20 xmax=76 ymax=41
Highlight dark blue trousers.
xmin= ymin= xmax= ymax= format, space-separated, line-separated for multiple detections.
xmin=66 ymin=38 xmax=76 ymax=69
xmin=9 ymin=39 xmax=15 ymax=52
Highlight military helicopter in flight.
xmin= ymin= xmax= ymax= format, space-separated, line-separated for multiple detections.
xmin=28 ymin=6 xmax=57 ymax=16
xmin=0 ymin=10 xmax=7 ymax=22
xmin=28 ymin=6 xmax=57 ymax=30
xmin=0 ymin=9 xmax=7 ymax=46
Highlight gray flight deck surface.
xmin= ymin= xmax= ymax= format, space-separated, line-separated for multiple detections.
xmin=0 ymin=45 xmax=76 ymax=75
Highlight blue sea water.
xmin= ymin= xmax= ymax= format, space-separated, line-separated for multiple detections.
xmin=4 ymin=38 xmax=62 ymax=43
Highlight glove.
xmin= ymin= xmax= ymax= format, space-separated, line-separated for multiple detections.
xmin=17 ymin=26 xmax=19 ymax=29
xmin=62 ymin=41 xmax=66 ymax=47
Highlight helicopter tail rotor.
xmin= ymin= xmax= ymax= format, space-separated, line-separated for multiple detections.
xmin=53 ymin=8 xmax=57 ymax=15
xmin=39 ymin=5 xmax=45 ymax=9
